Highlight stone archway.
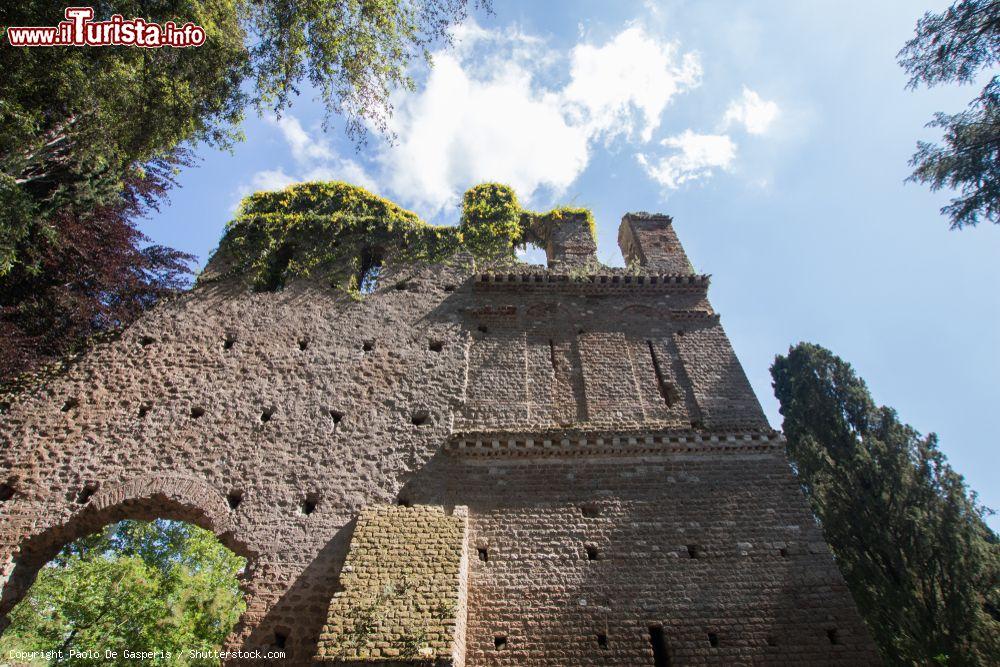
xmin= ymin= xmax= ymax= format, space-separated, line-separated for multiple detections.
xmin=0 ymin=473 xmax=256 ymax=639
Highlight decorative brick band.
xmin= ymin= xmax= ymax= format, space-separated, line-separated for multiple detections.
xmin=472 ymin=272 xmax=710 ymax=293
xmin=445 ymin=429 xmax=782 ymax=458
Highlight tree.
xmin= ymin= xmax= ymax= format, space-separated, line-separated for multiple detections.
xmin=0 ymin=519 xmax=246 ymax=666
xmin=771 ymin=343 xmax=1000 ymax=665
xmin=899 ymin=0 xmax=1000 ymax=229
xmin=0 ymin=0 xmax=483 ymax=382
xmin=0 ymin=151 xmax=195 ymax=383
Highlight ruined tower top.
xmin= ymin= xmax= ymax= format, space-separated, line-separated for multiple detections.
xmin=618 ymin=212 xmax=695 ymax=274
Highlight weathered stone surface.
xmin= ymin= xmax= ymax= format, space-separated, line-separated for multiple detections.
xmin=0 ymin=212 xmax=880 ymax=665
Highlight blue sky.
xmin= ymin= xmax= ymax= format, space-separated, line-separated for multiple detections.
xmin=143 ymin=0 xmax=999 ymax=526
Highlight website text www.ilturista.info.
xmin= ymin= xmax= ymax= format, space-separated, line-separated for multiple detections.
xmin=6 ymin=7 xmax=205 ymax=48
xmin=6 ymin=648 xmax=287 ymax=662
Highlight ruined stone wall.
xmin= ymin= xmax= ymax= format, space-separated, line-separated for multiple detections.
xmin=0 ymin=213 xmax=879 ymax=665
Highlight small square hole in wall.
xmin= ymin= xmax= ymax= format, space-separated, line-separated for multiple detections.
xmin=687 ymin=544 xmax=701 ymax=559
xmin=298 ymin=338 xmax=309 ymax=351
xmin=428 ymin=340 xmax=444 ymax=352
xmin=190 ymin=406 xmax=205 ymax=419
xmin=139 ymin=335 xmax=156 ymax=347
xmin=580 ymin=503 xmax=601 ymax=518
xmin=61 ymin=398 xmax=79 ymax=413
xmin=260 ymin=407 xmax=275 ymax=423
xmin=779 ymin=547 xmax=789 ymax=558
xmin=0 ymin=482 xmax=15 ymax=502
xmin=477 ymin=547 xmax=489 ymax=562
xmin=227 ymin=490 xmax=243 ymax=510
xmin=477 ymin=325 xmax=488 ymax=334
xmin=328 ymin=409 xmax=343 ymax=425
xmin=443 ymin=284 xmax=457 ymax=292
xmin=597 ymin=633 xmax=608 ymax=649
xmin=76 ymin=483 xmax=98 ymax=504
xmin=137 ymin=401 xmax=152 ymax=418
xmin=397 ymin=497 xmax=412 ymax=507
xmin=826 ymin=628 xmax=839 ymax=645
xmin=766 ymin=636 xmax=778 ymax=647
xmin=223 ymin=333 xmax=236 ymax=350
xmin=585 ymin=545 xmax=602 ymax=561
xmin=300 ymin=494 xmax=318 ymax=515
xmin=494 ymin=636 xmax=506 ymax=650
xmin=708 ymin=632 xmax=719 ymax=648
xmin=411 ymin=410 xmax=430 ymax=426
xmin=395 ymin=281 xmax=409 ymax=291
xmin=362 ymin=340 xmax=374 ymax=352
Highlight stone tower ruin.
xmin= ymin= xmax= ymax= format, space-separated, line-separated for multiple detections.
xmin=0 ymin=188 xmax=879 ymax=665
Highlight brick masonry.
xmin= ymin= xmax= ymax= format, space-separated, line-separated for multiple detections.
xmin=0 ymin=211 xmax=880 ymax=664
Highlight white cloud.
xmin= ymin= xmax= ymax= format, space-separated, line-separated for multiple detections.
xmin=637 ymin=130 xmax=736 ymax=189
xmin=268 ymin=115 xmax=334 ymax=163
xmin=723 ymin=87 xmax=779 ymax=135
xmin=378 ymin=22 xmax=702 ymax=215
xmin=563 ymin=25 xmax=701 ymax=142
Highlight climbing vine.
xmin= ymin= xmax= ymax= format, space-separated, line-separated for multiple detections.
xmin=208 ymin=181 xmax=596 ymax=294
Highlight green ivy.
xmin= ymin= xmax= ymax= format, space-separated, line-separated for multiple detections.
xmin=208 ymin=181 xmax=595 ymax=294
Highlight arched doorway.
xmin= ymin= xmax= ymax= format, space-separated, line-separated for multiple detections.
xmin=0 ymin=475 xmax=257 ymax=657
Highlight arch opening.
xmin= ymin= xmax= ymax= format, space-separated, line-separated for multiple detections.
xmin=0 ymin=517 xmax=248 ymax=661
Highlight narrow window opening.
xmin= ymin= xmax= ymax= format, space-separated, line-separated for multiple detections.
xmin=274 ymin=630 xmax=288 ymax=649
xmin=356 ymin=248 xmax=383 ymax=295
xmin=585 ymin=545 xmax=602 ymax=561
xmin=708 ymin=632 xmax=719 ymax=648
xmin=260 ymin=407 xmax=275 ymax=423
xmin=597 ymin=633 xmax=608 ymax=648
xmin=411 ymin=410 xmax=430 ymax=426
xmin=298 ymin=338 xmax=309 ymax=351
xmin=227 ymin=490 xmax=243 ymax=510
xmin=779 ymin=547 xmax=789 ymax=558
xmin=0 ymin=482 xmax=15 ymax=502
xmin=223 ymin=334 xmax=236 ymax=350
xmin=826 ymin=628 xmax=839 ymax=645
xmin=76 ymin=483 xmax=98 ymax=504
xmin=301 ymin=494 xmax=318 ymax=516
xmin=190 ymin=406 xmax=205 ymax=419
xmin=580 ymin=503 xmax=601 ymax=518
xmin=61 ymin=398 xmax=79 ymax=413
xmin=548 ymin=339 xmax=558 ymax=373
xmin=686 ymin=544 xmax=701 ymax=559
xmin=477 ymin=325 xmax=488 ymax=334
xmin=766 ymin=636 xmax=778 ymax=647
xmin=139 ymin=335 xmax=156 ymax=347
xmin=494 ymin=635 xmax=506 ymax=650
xmin=647 ymin=340 xmax=676 ymax=407
xmin=429 ymin=340 xmax=444 ymax=352
xmin=362 ymin=340 xmax=375 ymax=352
xmin=138 ymin=401 xmax=152 ymax=418
xmin=477 ymin=547 xmax=489 ymax=562
xmin=649 ymin=625 xmax=670 ymax=667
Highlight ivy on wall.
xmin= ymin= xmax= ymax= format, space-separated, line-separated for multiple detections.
xmin=208 ymin=181 xmax=595 ymax=294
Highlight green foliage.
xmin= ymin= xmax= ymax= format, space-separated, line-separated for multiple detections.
xmin=898 ymin=0 xmax=1000 ymax=229
xmin=0 ymin=519 xmax=246 ymax=666
xmin=771 ymin=343 xmax=1000 ymax=665
xmin=212 ymin=181 xmax=596 ymax=293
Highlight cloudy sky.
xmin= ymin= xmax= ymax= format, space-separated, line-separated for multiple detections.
xmin=144 ymin=0 xmax=1000 ymax=526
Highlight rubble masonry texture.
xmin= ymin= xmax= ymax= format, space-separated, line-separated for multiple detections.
xmin=0 ymin=207 xmax=880 ymax=665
